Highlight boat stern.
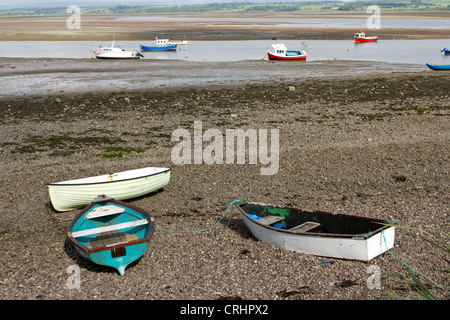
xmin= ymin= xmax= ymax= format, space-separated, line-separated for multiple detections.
xmin=365 ymin=225 xmax=395 ymax=261
xmin=89 ymin=242 xmax=149 ymax=276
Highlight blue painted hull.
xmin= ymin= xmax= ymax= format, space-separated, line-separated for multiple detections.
xmin=140 ymin=44 xmax=177 ymax=51
xmin=68 ymin=196 xmax=154 ymax=276
xmin=426 ymin=63 xmax=450 ymax=71
xmin=74 ymin=242 xmax=149 ymax=276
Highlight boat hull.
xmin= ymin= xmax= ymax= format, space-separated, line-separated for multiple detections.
xmin=267 ymin=51 xmax=307 ymax=60
xmin=67 ymin=196 xmax=154 ymax=275
xmin=74 ymin=242 xmax=148 ymax=276
xmin=354 ymin=37 xmax=378 ymax=42
xmin=140 ymin=44 xmax=177 ymax=51
xmin=235 ymin=201 xmax=395 ymax=261
xmin=47 ymin=167 xmax=171 ymax=211
xmin=95 ymin=55 xmax=140 ymax=59
xmin=426 ymin=63 xmax=450 ymax=71
xmin=94 ymin=51 xmax=141 ymax=59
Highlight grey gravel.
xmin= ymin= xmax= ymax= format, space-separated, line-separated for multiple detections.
xmin=0 ymin=60 xmax=448 ymax=301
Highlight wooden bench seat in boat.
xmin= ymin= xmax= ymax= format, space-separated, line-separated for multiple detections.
xmin=86 ymin=230 xmax=139 ymax=250
xmin=85 ymin=205 xmax=125 ymax=219
xmin=70 ymin=219 xmax=149 ymax=238
xmin=289 ymin=222 xmax=321 ymax=233
xmin=258 ymin=215 xmax=285 ymax=226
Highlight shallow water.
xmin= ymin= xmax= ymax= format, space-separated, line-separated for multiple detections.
xmin=0 ymin=39 xmax=449 ymax=65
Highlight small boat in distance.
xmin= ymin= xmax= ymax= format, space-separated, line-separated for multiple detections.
xmin=169 ymin=40 xmax=189 ymax=45
xmin=67 ymin=195 xmax=155 ymax=276
xmin=140 ymin=38 xmax=177 ymax=51
xmin=234 ymin=201 xmax=395 ymax=261
xmin=426 ymin=63 xmax=450 ymax=71
xmin=94 ymin=41 xmax=143 ymax=59
xmin=441 ymin=48 xmax=450 ymax=55
xmin=47 ymin=167 xmax=171 ymax=211
xmin=267 ymin=44 xmax=307 ymax=60
xmin=354 ymin=32 xmax=378 ymax=43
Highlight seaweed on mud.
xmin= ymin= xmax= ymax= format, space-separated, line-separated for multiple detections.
xmin=12 ymin=134 xmax=125 ymax=156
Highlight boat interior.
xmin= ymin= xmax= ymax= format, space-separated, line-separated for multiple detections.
xmin=286 ymin=50 xmax=304 ymax=56
xmin=239 ymin=202 xmax=388 ymax=237
xmin=70 ymin=203 xmax=151 ymax=252
xmin=86 ymin=230 xmax=138 ymax=250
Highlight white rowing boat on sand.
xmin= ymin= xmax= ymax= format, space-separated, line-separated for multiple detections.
xmin=47 ymin=167 xmax=171 ymax=211
xmin=235 ymin=201 xmax=395 ymax=261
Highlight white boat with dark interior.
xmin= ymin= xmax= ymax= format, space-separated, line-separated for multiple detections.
xmin=235 ymin=200 xmax=395 ymax=261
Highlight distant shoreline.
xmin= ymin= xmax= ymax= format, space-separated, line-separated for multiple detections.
xmin=0 ymin=12 xmax=449 ymax=41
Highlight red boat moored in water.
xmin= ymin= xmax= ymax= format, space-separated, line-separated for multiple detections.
xmin=354 ymin=32 xmax=378 ymax=43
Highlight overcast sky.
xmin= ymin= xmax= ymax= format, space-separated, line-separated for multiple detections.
xmin=1 ymin=0 xmax=354 ymax=10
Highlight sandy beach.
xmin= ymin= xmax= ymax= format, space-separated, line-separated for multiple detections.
xmin=0 ymin=12 xmax=449 ymax=304
xmin=0 ymin=12 xmax=449 ymax=41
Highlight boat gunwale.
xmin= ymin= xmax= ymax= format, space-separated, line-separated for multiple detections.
xmin=235 ymin=201 xmax=393 ymax=240
xmin=46 ymin=167 xmax=170 ymax=187
xmin=67 ymin=197 xmax=155 ymax=254
xmin=94 ymin=56 xmax=141 ymax=59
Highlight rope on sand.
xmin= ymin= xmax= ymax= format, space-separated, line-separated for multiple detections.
xmin=155 ymin=199 xmax=240 ymax=233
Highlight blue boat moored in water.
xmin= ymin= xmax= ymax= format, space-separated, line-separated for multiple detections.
xmin=441 ymin=48 xmax=450 ymax=55
xmin=67 ymin=195 xmax=155 ymax=276
xmin=426 ymin=63 xmax=450 ymax=71
xmin=140 ymin=38 xmax=177 ymax=51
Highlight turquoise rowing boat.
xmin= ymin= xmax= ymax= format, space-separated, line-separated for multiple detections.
xmin=67 ymin=195 xmax=155 ymax=276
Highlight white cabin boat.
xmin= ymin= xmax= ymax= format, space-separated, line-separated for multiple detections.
xmin=267 ymin=44 xmax=307 ymax=60
xmin=94 ymin=41 xmax=143 ymax=59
